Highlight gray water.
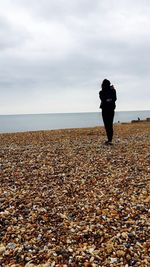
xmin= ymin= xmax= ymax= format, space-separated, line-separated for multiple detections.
xmin=0 ymin=110 xmax=150 ymax=133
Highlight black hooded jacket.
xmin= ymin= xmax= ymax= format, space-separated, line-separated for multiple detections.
xmin=99 ymin=87 xmax=117 ymax=110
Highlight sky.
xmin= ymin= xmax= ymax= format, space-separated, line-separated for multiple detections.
xmin=0 ymin=0 xmax=150 ymax=114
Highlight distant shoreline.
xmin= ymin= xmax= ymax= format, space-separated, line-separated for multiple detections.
xmin=0 ymin=120 xmax=149 ymax=136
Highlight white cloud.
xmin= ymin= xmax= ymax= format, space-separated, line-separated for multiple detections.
xmin=0 ymin=0 xmax=150 ymax=114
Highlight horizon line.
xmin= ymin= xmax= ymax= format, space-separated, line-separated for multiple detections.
xmin=0 ymin=109 xmax=150 ymax=116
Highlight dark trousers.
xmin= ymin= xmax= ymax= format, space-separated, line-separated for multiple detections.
xmin=102 ymin=109 xmax=115 ymax=142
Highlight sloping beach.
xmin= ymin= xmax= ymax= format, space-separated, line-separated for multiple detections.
xmin=0 ymin=122 xmax=150 ymax=266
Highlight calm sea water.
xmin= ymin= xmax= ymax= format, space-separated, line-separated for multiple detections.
xmin=0 ymin=110 xmax=150 ymax=133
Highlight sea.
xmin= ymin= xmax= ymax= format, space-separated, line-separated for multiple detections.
xmin=0 ymin=110 xmax=150 ymax=133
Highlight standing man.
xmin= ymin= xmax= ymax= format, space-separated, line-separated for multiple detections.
xmin=99 ymin=79 xmax=117 ymax=145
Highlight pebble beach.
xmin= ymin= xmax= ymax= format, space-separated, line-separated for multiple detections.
xmin=0 ymin=122 xmax=150 ymax=266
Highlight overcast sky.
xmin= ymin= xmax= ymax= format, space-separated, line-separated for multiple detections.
xmin=0 ymin=0 xmax=150 ymax=114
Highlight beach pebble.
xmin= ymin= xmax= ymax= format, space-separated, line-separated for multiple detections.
xmin=110 ymin=257 xmax=117 ymax=264
xmin=0 ymin=244 xmax=6 ymax=255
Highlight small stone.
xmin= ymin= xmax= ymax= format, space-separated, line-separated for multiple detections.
xmin=125 ymin=243 xmax=131 ymax=248
xmin=129 ymin=259 xmax=136 ymax=266
xmin=7 ymin=243 xmax=16 ymax=250
xmin=144 ymin=196 xmax=150 ymax=202
xmin=116 ymin=233 xmax=121 ymax=238
xmin=43 ymin=263 xmax=51 ymax=267
xmin=25 ymin=263 xmax=36 ymax=267
xmin=116 ymin=250 xmax=125 ymax=257
xmin=50 ymin=261 xmax=55 ymax=267
xmin=106 ymin=242 xmax=114 ymax=254
xmin=37 ymin=234 xmax=42 ymax=241
xmin=68 ymin=247 xmax=73 ymax=252
xmin=88 ymin=247 xmax=95 ymax=254
xmin=110 ymin=257 xmax=117 ymax=264
xmin=25 ymin=257 xmax=31 ymax=262
xmin=128 ymin=232 xmax=135 ymax=239
xmin=0 ymin=244 xmax=5 ymax=255
xmin=121 ymin=232 xmax=128 ymax=239
xmin=90 ymin=256 xmax=95 ymax=262
xmin=126 ymin=254 xmax=132 ymax=261
xmin=143 ymin=242 xmax=150 ymax=248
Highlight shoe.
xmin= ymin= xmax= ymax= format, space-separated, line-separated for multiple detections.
xmin=104 ymin=141 xmax=113 ymax=145
xmin=104 ymin=141 xmax=109 ymax=145
xmin=108 ymin=141 xmax=113 ymax=145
